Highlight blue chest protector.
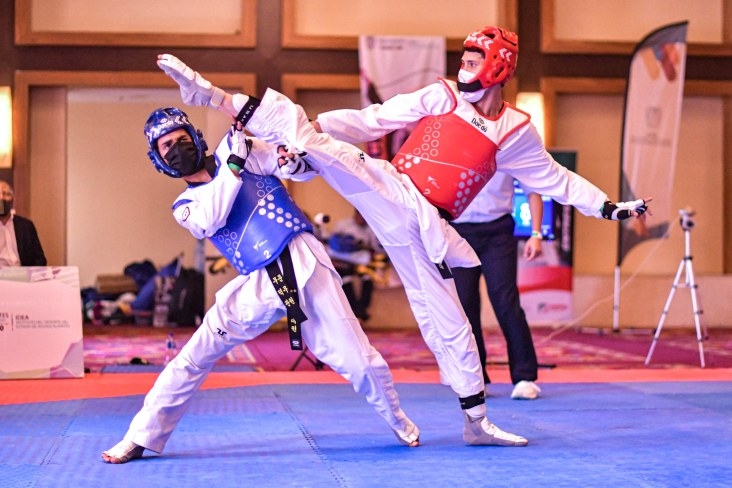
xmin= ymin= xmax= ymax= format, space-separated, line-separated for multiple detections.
xmin=209 ymin=170 xmax=313 ymax=275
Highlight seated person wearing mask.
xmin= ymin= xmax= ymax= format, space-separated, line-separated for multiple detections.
xmin=0 ymin=179 xmax=47 ymax=267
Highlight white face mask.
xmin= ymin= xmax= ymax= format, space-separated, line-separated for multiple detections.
xmin=457 ymin=69 xmax=486 ymax=103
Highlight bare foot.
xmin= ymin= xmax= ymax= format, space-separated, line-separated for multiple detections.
xmin=394 ymin=421 xmax=420 ymax=447
xmin=101 ymin=440 xmax=145 ymax=464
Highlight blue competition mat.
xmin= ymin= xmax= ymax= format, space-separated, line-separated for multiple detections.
xmin=1 ymin=381 xmax=730 ymax=488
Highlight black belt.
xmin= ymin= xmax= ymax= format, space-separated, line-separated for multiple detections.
xmin=436 ymin=260 xmax=452 ymax=279
xmin=265 ymin=246 xmax=308 ymax=350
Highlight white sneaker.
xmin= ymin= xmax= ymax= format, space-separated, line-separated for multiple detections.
xmin=393 ymin=420 xmax=420 ymax=447
xmin=463 ymin=415 xmax=528 ymax=446
xmin=511 ymin=380 xmax=541 ymax=400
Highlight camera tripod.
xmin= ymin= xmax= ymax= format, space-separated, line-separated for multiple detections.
xmin=289 ymin=347 xmax=324 ymax=371
xmin=645 ymin=213 xmax=708 ymax=368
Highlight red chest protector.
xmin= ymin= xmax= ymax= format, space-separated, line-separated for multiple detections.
xmin=391 ymin=79 xmax=530 ymax=219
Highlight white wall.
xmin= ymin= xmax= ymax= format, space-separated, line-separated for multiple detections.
xmin=477 ymin=93 xmax=729 ymax=330
xmin=65 ymin=88 xmax=232 ymax=287
xmin=31 ymin=86 xmax=731 ymax=330
xmin=555 ymin=94 xmax=724 ymax=276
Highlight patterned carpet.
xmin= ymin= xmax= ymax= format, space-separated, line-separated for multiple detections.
xmin=82 ymin=323 xmax=732 ymax=373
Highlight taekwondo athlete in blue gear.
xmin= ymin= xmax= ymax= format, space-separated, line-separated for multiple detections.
xmin=156 ymin=53 xmax=531 ymax=448
xmin=101 ymin=109 xmax=419 ymax=465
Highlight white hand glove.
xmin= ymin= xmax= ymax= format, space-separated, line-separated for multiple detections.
xmin=230 ymin=123 xmax=250 ymax=159
xmin=276 ymin=145 xmax=314 ymax=177
xmin=157 ymin=54 xmax=226 ymax=108
xmin=225 ymin=123 xmax=251 ymax=173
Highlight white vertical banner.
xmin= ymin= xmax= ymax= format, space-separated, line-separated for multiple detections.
xmin=618 ymin=21 xmax=688 ymax=263
xmin=613 ymin=21 xmax=687 ymax=332
xmin=358 ymin=35 xmax=445 ymax=159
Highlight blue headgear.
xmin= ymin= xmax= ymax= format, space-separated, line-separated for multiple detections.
xmin=143 ymin=107 xmax=208 ymax=178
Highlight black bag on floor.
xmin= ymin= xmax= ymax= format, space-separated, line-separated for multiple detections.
xmin=124 ymin=259 xmax=158 ymax=289
xmin=166 ymin=267 xmax=205 ymax=327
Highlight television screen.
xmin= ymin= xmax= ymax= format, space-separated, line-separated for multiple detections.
xmin=512 ymin=180 xmax=556 ymax=240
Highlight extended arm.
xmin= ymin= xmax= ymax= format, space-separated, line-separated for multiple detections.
xmin=500 ymin=124 xmax=650 ymax=220
xmin=315 ymin=83 xmax=454 ymax=144
xmin=158 ymin=54 xmax=317 ymax=182
xmin=523 ymin=192 xmax=543 ymax=261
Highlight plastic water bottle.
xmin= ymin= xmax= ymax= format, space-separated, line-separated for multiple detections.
xmin=164 ymin=332 xmax=178 ymax=365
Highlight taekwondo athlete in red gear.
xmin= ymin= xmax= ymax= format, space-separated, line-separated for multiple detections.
xmin=101 ymin=109 xmax=420 ymax=465
xmin=157 ymin=53 xmax=531 ymax=447
xmin=315 ymin=26 xmax=651 ymax=222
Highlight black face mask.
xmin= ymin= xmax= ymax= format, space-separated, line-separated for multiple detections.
xmin=164 ymin=140 xmax=202 ymax=177
xmin=0 ymin=199 xmax=12 ymax=217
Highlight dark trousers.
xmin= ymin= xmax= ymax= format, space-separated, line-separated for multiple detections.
xmin=451 ymin=215 xmax=538 ymax=385
xmin=341 ymin=277 xmax=374 ymax=320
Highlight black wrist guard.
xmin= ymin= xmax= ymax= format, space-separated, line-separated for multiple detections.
xmin=234 ymin=96 xmax=261 ymax=128
xmin=227 ymin=154 xmax=246 ymax=172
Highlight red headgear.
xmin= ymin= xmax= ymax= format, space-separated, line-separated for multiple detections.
xmin=459 ymin=26 xmax=518 ymax=91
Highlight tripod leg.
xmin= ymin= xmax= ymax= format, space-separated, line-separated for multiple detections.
xmin=289 ymin=347 xmax=325 ymax=371
xmin=290 ymin=349 xmax=307 ymax=371
xmin=690 ymin=270 xmax=709 ymax=341
xmin=645 ymin=259 xmax=685 ymax=366
xmin=685 ymin=258 xmax=706 ymax=368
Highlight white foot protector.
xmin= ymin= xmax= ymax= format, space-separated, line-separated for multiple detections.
xmin=394 ymin=420 xmax=420 ymax=447
xmin=101 ymin=440 xmax=145 ymax=464
xmin=463 ymin=415 xmax=528 ymax=446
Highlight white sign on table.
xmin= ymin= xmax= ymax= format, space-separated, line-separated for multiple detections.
xmin=0 ymin=267 xmax=84 ymax=379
